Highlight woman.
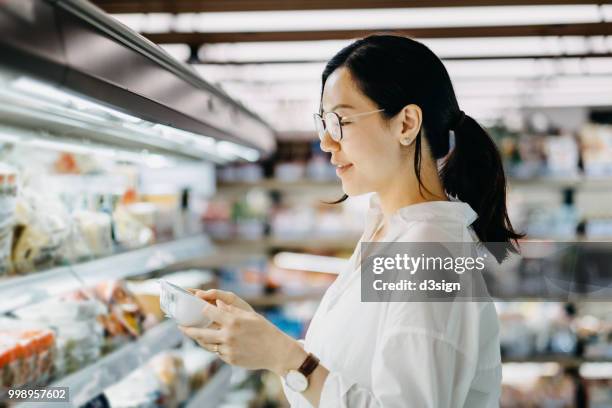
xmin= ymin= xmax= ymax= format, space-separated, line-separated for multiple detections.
xmin=180 ymin=34 xmax=522 ymax=407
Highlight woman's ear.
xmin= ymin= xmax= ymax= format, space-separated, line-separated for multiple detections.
xmin=395 ymin=104 xmax=422 ymax=147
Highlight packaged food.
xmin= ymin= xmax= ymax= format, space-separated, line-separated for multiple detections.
xmin=0 ymin=319 xmax=56 ymax=392
xmin=93 ymin=281 xmax=146 ymax=340
xmin=0 ymin=164 xmax=17 ymax=276
xmin=113 ymin=204 xmax=155 ymax=250
xmin=71 ymin=210 xmax=113 ymax=258
xmin=11 ymin=190 xmax=70 ymax=274
xmin=104 ymin=352 xmax=189 ymax=408
xmin=180 ymin=344 xmax=218 ymax=393
xmin=104 ymin=364 xmax=164 ymax=408
xmin=149 ymin=352 xmax=189 ymax=408
xmin=12 ymin=298 xmax=104 ymax=377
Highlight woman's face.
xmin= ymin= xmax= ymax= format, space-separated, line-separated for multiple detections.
xmin=320 ymin=67 xmax=409 ymax=197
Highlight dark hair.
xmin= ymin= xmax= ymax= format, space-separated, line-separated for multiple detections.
xmin=321 ymin=34 xmax=523 ymax=263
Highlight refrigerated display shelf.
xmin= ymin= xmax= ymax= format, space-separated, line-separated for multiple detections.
xmin=214 ymin=235 xmax=360 ymax=252
xmin=0 ymin=235 xmax=213 ymax=313
xmin=185 ymin=364 xmax=233 ymax=408
xmin=218 ymin=179 xmax=340 ymax=192
xmin=244 ymin=289 xmax=327 ymax=307
xmin=218 ymin=176 xmax=612 ymax=193
xmin=509 ymin=176 xmax=612 ymax=190
xmin=502 ymin=355 xmax=612 ymax=367
xmin=16 ymin=320 xmax=183 ymax=408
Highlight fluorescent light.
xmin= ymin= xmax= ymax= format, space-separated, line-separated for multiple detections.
xmin=0 ymin=125 xmax=176 ymax=168
xmin=114 ymin=5 xmax=606 ymax=33
xmin=195 ymin=56 xmax=612 ymax=84
xmin=199 ymin=41 xmax=346 ymax=63
xmin=144 ymin=13 xmax=173 ymax=33
xmin=159 ymin=44 xmax=192 ymax=62
xmin=273 ymin=251 xmax=347 ymax=274
xmin=12 ymin=76 xmax=144 ymax=123
xmin=2 ymin=74 xmax=259 ymax=164
xmin=196 ymin=38 xmax=612 ymax=65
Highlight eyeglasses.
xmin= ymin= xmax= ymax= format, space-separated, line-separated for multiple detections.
xmin=313 ymin=109 xmax=384 ymax=142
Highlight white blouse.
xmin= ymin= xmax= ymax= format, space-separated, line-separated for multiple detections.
xmin=281 ymin=194 xmax=502 ymax=407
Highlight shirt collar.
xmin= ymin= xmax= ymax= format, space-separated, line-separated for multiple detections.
xmin=367 ymin=193 xmax=478 ymax=226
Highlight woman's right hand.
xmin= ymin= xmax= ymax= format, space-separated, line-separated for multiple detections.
xmin=191 ymin=288 xmax=254 ymax=313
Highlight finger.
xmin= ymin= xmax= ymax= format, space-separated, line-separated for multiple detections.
xmin=201 ymin=302 xmax=233 ymax=325
xmin=199 ymin=343 xmax=221 ymax=354
xmin=216 ymin=299 xmax=239 ymax=314
xmin=196 ymin=289 xmax=237 ymax=305
xmin=179 ymin=325 xmax=224 ymax=344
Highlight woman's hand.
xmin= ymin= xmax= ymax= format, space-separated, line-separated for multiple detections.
xmin=179 ymin=292 xmax=306 ymax=376
xmin=191 ymin=288 xmax=254 ymax=312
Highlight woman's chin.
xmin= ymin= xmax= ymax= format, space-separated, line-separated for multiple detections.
xmin=340 ymin=180 xmax=369 ymax=197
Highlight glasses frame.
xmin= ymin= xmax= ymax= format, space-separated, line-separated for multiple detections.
xmin=314 ymin=108 xmax=384 ymax=142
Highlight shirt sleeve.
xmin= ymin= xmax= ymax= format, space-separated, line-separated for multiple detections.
xmin=317 ymin=328 xmax=478 ymax=408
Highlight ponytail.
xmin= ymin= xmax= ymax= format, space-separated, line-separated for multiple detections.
xmin=440 ymin=111 xmax=524 ymax=263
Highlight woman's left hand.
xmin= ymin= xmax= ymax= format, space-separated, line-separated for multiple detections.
xmin=179 ymin=297 xmax=305 ymax=376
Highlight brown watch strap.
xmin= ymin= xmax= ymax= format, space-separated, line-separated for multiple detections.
xmin=298 ymin=353 xmax=320 ymax=377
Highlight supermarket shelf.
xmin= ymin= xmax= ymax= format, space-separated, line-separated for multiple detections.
xmin=220 ymin=176 xmax=612 ymax=192
xmin=244 ymin=289 xmax=327 ymax=307
xmin=214 ymin=235 xmax=360 ymax=252
xmin=509 ymin=176 xmax=612 ymax=190
xmin=18 ymin=320 xmax=183 ymax=408
xmin=502 ymin=355 xmax=612 ymax=367
xmin=185 ymin=364 xmax=233 ymax=408
xmin=0 ymin=235 xmax=213 ymax=313
xmin=217 ymin=178 xmax=341 ymax=192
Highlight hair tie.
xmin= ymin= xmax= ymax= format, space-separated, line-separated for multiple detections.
xmin=453 ymin=110 xmax=466 ymax=130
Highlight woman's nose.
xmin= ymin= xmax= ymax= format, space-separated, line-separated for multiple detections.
xmin=319 ymin=131 xmax=340 ymax=153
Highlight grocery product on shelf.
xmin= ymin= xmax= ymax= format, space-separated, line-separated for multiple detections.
xmin=11 ymin=189 xmax=70 ymax=275
xmin=180 ymin=344 xmax=220 ymax=394
xmin=92 ymin=281 xmax=148 ymax=344
xmin=69 ymin=210 xmax=114 ymax=259
xmin=501 ymin=368 xmax=576 ymax=408
xmin=149 ymin=352 xmax=190 ymax=408
xmin=11 ymin=296 xmax=105 ymax=377
xmin=113 ymin=204 xmax=156 ymax=250
xmin=580 ymin=124 xmax=612 ymax=177
xmin=0 ymin=321 xmax=56 ymax=393
xmin=0 ymin=164 xmax=17 ymax=277
xmin=104 ymin=348 xmax=219 ymax=408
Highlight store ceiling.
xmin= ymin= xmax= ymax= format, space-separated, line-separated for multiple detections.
xmin=94 ymin=0 xmax=612 ymax=137
xmin=92 ymin=1 xmax=609 ymax=13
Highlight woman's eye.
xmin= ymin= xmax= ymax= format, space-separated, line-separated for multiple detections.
xmin=341 ymin=121 xmax=353 ymax=126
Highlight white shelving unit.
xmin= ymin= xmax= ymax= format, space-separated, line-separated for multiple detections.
xmin=17 ymin=320 xmax=183 ymax=408
xmin=186 ymin=365 xmax=233 ymax=408
xmin=0 ymin=235 xmax=213 ymax=313
xmin=509 ymin=176 xmax=612 ymax=190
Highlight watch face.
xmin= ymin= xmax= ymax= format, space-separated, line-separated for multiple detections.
xmin=286 ymin=370 xmax=308 ymax=392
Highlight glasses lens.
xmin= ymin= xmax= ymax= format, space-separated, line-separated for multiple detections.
xmin=313 ymin=114 xmax=325 ymax=140
xmin=325 ymin=112 xmax=342 ymax=141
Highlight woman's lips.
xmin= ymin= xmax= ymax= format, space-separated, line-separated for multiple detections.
xmin=335 ymin=163 xmax=353 ymax=176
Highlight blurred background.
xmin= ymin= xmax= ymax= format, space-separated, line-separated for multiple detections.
xmin=1 ymin=1 xmax=612 ymax=407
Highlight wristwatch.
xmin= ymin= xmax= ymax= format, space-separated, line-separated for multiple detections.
xmin=284 ymin=352 xmax=320 ymax=392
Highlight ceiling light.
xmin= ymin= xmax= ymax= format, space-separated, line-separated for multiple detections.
xmin=114 ymin=5 xmax=606 ymax=34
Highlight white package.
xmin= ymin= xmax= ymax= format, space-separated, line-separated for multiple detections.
xmin=159 ymin=280 xmax=212 ymax=328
